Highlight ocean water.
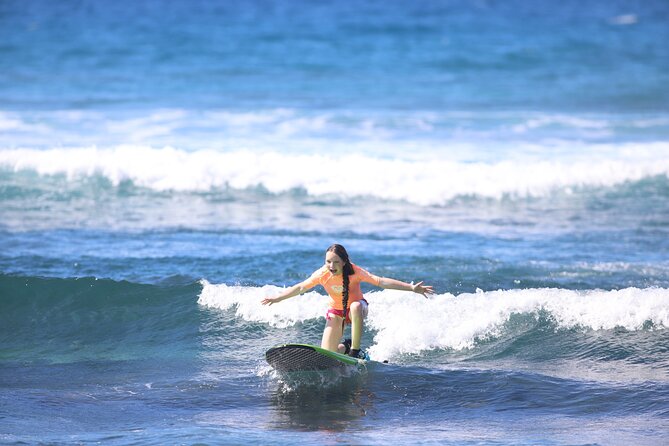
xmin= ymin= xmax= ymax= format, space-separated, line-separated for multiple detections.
xmin=1 ymin=0 xmax=669 ymax=444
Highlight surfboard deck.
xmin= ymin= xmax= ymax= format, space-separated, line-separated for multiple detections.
xmin=265 ymin=343 xmax=366 ymax=372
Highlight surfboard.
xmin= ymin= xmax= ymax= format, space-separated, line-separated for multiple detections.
xmin=265 ymin=343 xmax=367 ymax=372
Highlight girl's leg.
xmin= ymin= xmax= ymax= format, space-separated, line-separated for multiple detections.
xmin=348 ymin=301 xmax=368 ymax=350
xmin=321 ymin=316 xmax=344 ymax=352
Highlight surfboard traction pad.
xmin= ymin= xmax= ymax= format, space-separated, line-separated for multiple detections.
xmin=265 ymin=344 xmax=361 ymax=372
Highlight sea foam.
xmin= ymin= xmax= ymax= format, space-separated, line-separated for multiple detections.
xmin=2 ymin=146 xmax=669 ymax=205
xmin=197 ymin=280 xmax=327 ymax=328
xmin=198 ymin=282 xmax=669 ymax=360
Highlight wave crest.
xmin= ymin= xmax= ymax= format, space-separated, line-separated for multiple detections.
xmin=2 ymin=146 xmax=669 ymax=205
xmin=197 ymin=282 xmax=669 ymax=360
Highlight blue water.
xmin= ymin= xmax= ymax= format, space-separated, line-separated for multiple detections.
xmin=1 ymin=1 xmax=669 ymax=445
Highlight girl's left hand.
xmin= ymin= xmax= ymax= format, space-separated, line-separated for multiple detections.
xmin=412 ymin=281 xmax=434 ymax=297
xmin=261 ymin=296 xmax=278 ymax=306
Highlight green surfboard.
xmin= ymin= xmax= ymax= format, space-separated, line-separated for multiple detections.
xmin=265 ymin=343 xmax=366 ymax=372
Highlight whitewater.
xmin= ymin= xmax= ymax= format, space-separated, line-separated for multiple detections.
xmin=199 ymin=282 xmax=669 ymax=364
xmin=2 ymin=144 xmax=669 ymax=204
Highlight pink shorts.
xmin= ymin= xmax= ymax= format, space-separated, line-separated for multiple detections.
xmin=326 ymin=299 xmax=368 ymax=325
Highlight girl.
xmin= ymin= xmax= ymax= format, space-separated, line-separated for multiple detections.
xmin=261 ymin=244 xmax=434 ymax=358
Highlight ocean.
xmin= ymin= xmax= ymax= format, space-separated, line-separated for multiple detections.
xmin=1 ymin=0 xmax=668 ymax=444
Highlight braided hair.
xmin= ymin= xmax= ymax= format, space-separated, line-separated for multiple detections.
xmin=327 ymin=244 xmax=355 ymax=329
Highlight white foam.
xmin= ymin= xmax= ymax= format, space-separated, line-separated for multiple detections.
xmin=1 ymin=145 xmax=669 ymax=204
xmin=0 ymin=111 xmax=50 ymax=133
xmin=512 ymin=115 xmax=611 ymax=133
xmin=365 ymin=287 xmax=669 ymax=359
xmin=610 ymin=14 xmax=638 ymax=26
xmin=197 ymin=280 xmax=327 ymax=328
xmin=198 ymin=282 xmax=669 ymax=360
xmin=0 ymin=116 xmax=24 ymax=131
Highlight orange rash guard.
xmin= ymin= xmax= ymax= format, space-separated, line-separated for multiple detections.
xmin=302 ymin=263 xmax=382 ymax=310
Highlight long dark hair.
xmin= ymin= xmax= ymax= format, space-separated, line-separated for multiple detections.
xmin=327 ymin=244 xmax=355 ymax=329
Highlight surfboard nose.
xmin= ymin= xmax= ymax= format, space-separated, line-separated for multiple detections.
xmin=266 ymin=344 xmax=360 ymax=372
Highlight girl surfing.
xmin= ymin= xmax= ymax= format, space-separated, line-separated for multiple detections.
xmin=261 ymin=244 xmax=434 ymax=358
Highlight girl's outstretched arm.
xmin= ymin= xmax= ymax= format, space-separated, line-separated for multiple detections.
xmin=261 ymin=281 xmax=311 ymax=306
xmin=378 ymin=278 xmax=434 ymax=297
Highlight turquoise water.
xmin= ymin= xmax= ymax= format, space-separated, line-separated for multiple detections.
xmin=1 ymin=1 xmax=669 ymax=444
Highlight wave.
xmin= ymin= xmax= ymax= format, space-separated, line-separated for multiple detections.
xmin=4 ymin=274 xmax=668 ymax=378
xmin=2 ymin=146 xmax=669 ymax=205
xmin=198 ymin=282 xmax=669 ymax=362
xmin=0 ymin=274 xmax=202 ymax=363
